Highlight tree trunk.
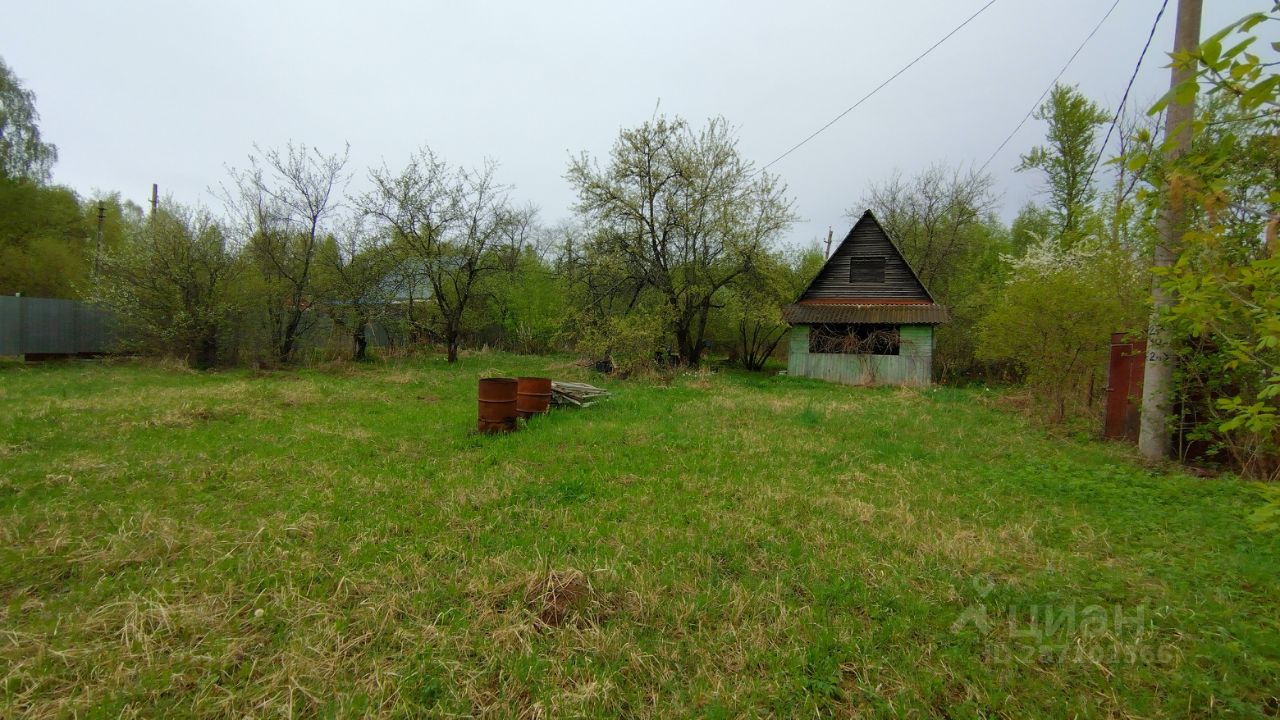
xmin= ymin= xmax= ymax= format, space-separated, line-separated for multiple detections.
xmin=279 ymin=335 xmax=296 ymax=365
xmin=195 ymin=328 xmax=218 ymax=370
xmin=446 ymin=330 xmax=459 ymax=363
xmin=676 ymin=328 xmax=700 ymax=367
xmin=741 ymin=321 xmax=786 ymax=372
xmin=741 ymin=320 xmax=764 ymax=371
xmin=685 ymin=341 xmax=703 ymax=366
xmin=674 ymin=303 xmax=713 ymax=367
xmin=353 ymin=323 xmax=368 ymax=361
xmin=279 ymin=308 xmax=304 ymax=365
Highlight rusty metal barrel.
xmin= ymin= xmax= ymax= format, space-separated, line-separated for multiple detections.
xmin=516 ymin=376 xmax=552 ymax=419
xmin=477 ymin=377 xmax=518 ymax=433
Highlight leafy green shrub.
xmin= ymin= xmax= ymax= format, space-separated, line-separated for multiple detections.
xmin=978 ymin=236 xmax=1145 ymax=423
xmin=570 ymin=306 xmax=670 ymax=376
xmin=1125 ymin=4 xmax=1280 ymax=478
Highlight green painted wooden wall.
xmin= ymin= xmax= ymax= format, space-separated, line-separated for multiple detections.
xmin=787 ymin=324 xmax=933 ymax=386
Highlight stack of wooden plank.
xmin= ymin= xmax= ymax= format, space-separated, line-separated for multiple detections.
xmin=551 ymin=381 xmax=610 ymax=407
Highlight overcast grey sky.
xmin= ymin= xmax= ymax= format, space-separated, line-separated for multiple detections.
xmin=2 ymin=1 xmax=1251 ymax=248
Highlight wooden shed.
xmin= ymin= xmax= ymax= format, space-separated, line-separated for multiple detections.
xmin=782 ymin=210 xmax=948 ymax=386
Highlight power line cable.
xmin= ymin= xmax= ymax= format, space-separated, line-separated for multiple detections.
xmin=977 ymin=0 xmax=1122 ymax=174
xmin=1084 ymin=0 xmax=1171 ymax=189
xmin=756 ymin=0 xmax=1000 ymax=176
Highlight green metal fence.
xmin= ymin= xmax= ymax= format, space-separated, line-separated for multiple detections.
xmin=0 ymin=296 xmax=114 ymax=356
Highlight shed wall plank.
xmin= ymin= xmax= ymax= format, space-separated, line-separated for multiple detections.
xmin=787 ymin=323 xmax=933 ymax=387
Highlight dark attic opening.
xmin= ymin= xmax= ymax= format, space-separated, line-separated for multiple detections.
xmin=849 ymin=257 xmax=886 ymax=283
xmin=808 ymin=323 xmax=901 ymax=356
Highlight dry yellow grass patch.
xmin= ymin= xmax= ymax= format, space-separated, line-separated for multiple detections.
xmin=378 ymin=370 xmax=420 ymax=385
xmin=306 ymin=423 xmax=375 ymax=442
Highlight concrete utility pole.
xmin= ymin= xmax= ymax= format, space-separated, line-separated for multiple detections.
xmin=824 ymin=226 xmax=834 ymax=259
xmin=1139 ymin=0 xmax=1202 ymax=462
xmin=151 ymin=183 xmax=159 ymax=215
xmin=93 ymin=203 xmax=106 ymax=277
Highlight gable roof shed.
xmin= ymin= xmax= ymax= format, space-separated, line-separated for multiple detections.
xmin=784 ymin=210 xmax=948 ymax=325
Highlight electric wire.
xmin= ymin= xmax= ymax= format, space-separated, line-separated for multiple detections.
xmin=756 ymin=0 xmax=1000 ymax=176
xmin=1083 ymin=0 xmax=1171 ymax=189
xmin=977 ymin=0 xmax=1122 ymax=174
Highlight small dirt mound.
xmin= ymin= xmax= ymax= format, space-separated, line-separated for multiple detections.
xmin=520 ymin=568 xmax=592 ymax=629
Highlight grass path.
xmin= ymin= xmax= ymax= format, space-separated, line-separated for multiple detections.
xmin=1 ymin=356 xmax=1277 ymax=718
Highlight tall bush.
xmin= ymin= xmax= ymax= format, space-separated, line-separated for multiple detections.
xmin=978 ymin=237 xmax=1146 ymax=422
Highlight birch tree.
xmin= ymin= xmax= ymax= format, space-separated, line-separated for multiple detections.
xmin=0 ymin=56 xmax=57 ymax=183
xmin=1018 ymin=84 xmax=1110 ymax=244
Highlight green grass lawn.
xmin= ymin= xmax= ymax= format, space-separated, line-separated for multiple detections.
xmin=1 ymin=355 xmax=1277 ymax=718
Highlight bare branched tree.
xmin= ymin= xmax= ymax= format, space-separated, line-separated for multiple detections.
xmin=567 ymin=115 xmax=796 ymax=365
xmin=223 ymin=143 xmax=350 ymax=364
xmin=319 ymin=215 xmax=402 ymax=360
xmin=500 ymin=202 xmax=539 ymax=271
xmin=854 ymin=164 xmax=998 ymax=299
xmin=361 ymin=150 xmax=522 ymax=362
xmin=1102 ymin=101 xmax=1163 ymax=250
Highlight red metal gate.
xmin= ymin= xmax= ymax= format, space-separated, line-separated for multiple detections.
xmin=1104 ymin=333 xmax=1146 ymax=441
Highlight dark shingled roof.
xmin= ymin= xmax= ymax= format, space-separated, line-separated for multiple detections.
xmin=797 ymin=210 xmax=936 ymax=304
xmin=785 ymin=210 xmax=949 ymax=326
xmin=782 ymin=303 xmax=950 ymax=325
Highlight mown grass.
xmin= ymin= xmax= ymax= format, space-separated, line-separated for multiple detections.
xmin=0 ymin=354 xmax=1277 ymax=718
